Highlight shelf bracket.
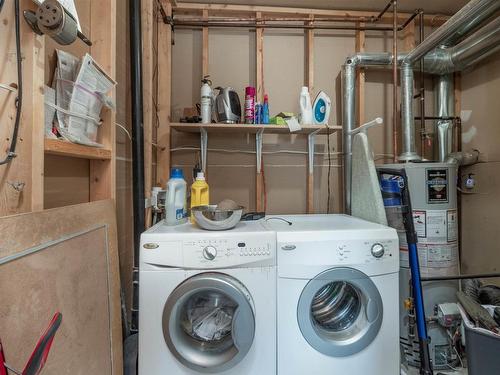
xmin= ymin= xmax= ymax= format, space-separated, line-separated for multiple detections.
xmin=256 ymin=128 xmax=264 ymax=173
xmin=308 ymin=129 xmax=321 ymax=175
xmin=200 ymin=127 xmax=208 ymax=172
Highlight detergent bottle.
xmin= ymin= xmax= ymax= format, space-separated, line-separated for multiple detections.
xmin=165 ymin=168 xmax=188 ymax=226
xmin=299 ymin=86 xmax=313 ymax=125
xmin=190 ymin=171 xmax=210 ymax=222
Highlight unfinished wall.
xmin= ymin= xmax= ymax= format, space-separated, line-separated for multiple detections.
xmin=115 ymin=0 xmax=134 ymax=319
xmin=43 ymin=0 xmax=92 ymax=209
xmin=460 ymin=50 xmax=500 ymax=276
xmin=170 ymin=26 xmax=427 ymax=213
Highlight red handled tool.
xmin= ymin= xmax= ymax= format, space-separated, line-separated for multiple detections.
xmin=1 ymin=312 xmax=62 ymax=375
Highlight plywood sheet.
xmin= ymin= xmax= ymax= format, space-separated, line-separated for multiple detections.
xmin=0 ymin=200 xmax=122 ymax=374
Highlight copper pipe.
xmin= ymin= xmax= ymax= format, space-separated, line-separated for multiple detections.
xmin=374 ymin=0 xmax=393 ymax=22
xmin=392 ymin=0 xmax=398 ymax=162
xmin=171 ymin=21 xmax=394 ymax=31
xmin=174 ymin=16 xmax=375 ymax=23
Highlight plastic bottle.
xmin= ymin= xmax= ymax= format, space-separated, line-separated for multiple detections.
xmin=255 ymin=102 xmax=262 ymax=124
xmin=165 ymin=168 xmax=188 ymax=226
xmin=200 ymin=76 xmax=213 ymax=124
xmin=262 ymin=94 xmax=270 ymax=124
xmin=312 ymin=91 xmax=332 ymax=125
xmin=244 ymin=86 xmax=256 ymax=124
xmin=299 ymin=86 xmax=313 ymax=125
xmin=190 ymin=171 xmax=210 ymax=222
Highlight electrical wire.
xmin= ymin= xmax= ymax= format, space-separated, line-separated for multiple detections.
xmin=0 ymin=0 xmax=23 ymax=165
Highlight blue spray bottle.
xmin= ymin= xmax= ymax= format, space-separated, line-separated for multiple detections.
xmin=262 ymin=94 xmax=270 ymax=124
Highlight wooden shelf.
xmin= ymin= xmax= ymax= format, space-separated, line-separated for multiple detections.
xmin=44 ymin=139 xmax=112 ymax=160
xmin=171 ymin=123 xmax=342 ymax=135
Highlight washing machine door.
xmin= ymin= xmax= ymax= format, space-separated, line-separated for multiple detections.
xmin=162 ymin=272 xmax=255 ymax=373
xmin=297 ymin=267 xmax=383 ymax=357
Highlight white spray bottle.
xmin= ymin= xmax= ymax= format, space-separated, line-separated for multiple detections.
xmin=200 ymin=76 xmax=213 ymax=124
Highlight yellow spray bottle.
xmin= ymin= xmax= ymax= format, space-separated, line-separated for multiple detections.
xmin=190 ymin=171 xmax=209 ymax=222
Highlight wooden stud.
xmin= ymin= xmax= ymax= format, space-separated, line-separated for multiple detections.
xmin=89 ymin=0 xmax=116 ymax=202
xmin=355 ymin=22 xmax=366 ymax=126
xmin=403 ymin=19 xmax=416 ymax=52
xmin=255 ymin=12 xmax=264 ymax=212
xmin=157 ymin=2 xmax=173 ymax=187
xmin=306 ymin=15 xmax=315 ymax=214
xmin=0 ymin=1 xmax=45 ymax=215
xmin=202 ymin=10 xmax=209 ymax=78
xmin=142 ymin=0 xmax=155 ymax=227
xmin=173 ymin=3 xmax=448 ymax=26
xmin=30 ymin=25 xmax=46 ymax=212
xmin=306 ymin=15 xmax=314 ymax=95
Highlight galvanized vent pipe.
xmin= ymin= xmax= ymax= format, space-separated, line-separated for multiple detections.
xmin=400 ymin=0 xmax=500 ymax=162
xmin=342 ymin=0 xmax=500 ymax=211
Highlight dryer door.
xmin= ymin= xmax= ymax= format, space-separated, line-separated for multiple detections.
xmin=297 ymin=267 xmax=383 ymax=357
xmin=162 ymin=272 xmax=255 ymax=373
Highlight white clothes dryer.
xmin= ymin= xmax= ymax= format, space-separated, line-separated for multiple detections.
xmin=139 ymin=220 xmax=276 ymax=374
xmin=264 ymin=214 xmax=400 ymax=375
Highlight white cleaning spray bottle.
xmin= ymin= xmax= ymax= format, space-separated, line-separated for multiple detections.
xmin=299 ymin=86 xmax=313 ymax=125
xmin=200 ymin=76 xmax=213 ymax=124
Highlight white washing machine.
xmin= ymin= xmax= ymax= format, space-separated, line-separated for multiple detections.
xmin=264 ymin=214 xmax=400 ymax=375
xmin=139 ymin=220 xmax=276 ymax=374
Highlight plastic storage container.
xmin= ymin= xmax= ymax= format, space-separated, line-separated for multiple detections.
xmin=460 ymin=305 xmax=500 ymax=374
xmin=190 ymin=172 xmax=209 ymax=223
xmin=165 ymin=168 xmax=188 ymax=226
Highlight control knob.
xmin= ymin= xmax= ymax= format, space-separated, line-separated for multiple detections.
xmin=371 ymin=243 xmax=385 ymax=258
xmin=203 ymin=246 xmax=217 ymax=260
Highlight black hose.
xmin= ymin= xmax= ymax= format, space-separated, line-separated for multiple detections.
xmin=0 ymin=0 xmax=23 ymax=165
xmin=129 ymin=0 xmax=145 ymax=333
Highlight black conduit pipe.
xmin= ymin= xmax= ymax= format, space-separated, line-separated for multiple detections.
xmin=130 ymin=0 xmax=145 ymax=333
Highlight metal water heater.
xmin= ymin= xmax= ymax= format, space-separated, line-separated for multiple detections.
xmin=382 ymin=162 xmax=460 ymax=370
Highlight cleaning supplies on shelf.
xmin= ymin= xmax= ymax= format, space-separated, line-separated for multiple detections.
xmin=190 ymin=171 xmax=210 ymax=223
xmin=255 ymin=102 xmax=262 ymax=124
xmin=165 ymin=168 xmax=188 ymax=226
xmin=299 ymin=86 xmax=313 ymax=125
xmin=244 ymin=86 xmax=256 ymax=124
xmin=200 ymin=76 xmax=213 ymax=124
xmin=312 ymin=91 xmax=331 ymax=125
xmin=262 ymin=94 xmax=270 ymax=124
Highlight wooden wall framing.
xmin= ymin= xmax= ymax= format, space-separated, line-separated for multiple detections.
xmin=0 ymin=0 xmax=117 ymax=216
xmin=151 ymin=2 xmax=447 ymax=215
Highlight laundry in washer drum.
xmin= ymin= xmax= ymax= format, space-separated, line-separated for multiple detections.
xmin=180 ymin=291 xmax=238 ymax=342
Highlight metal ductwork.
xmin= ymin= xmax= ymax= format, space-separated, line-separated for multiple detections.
xmin=342 ymin=0 xmax=500 ymax=212
xmin=404 ymin=0 xmax=499 ymax=65
xmin=435 ymin=74 xmax=455 ymax=162
xmin=424 ymin=16 xmax=500 ymax=74
xmin=342 ymin=53 xmax=394 ymax=213
xmin=400 ymin=0 xmax=500 ymax=161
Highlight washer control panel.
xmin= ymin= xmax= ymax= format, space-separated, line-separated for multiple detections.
xmin=182 ymin=235 xmax=275 ymax=267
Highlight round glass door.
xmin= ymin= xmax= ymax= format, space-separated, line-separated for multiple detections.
xmin=298 ymin=267 xmax=383 ymax=357
xmin=162 ymin=273 xmax=255 ymax=373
